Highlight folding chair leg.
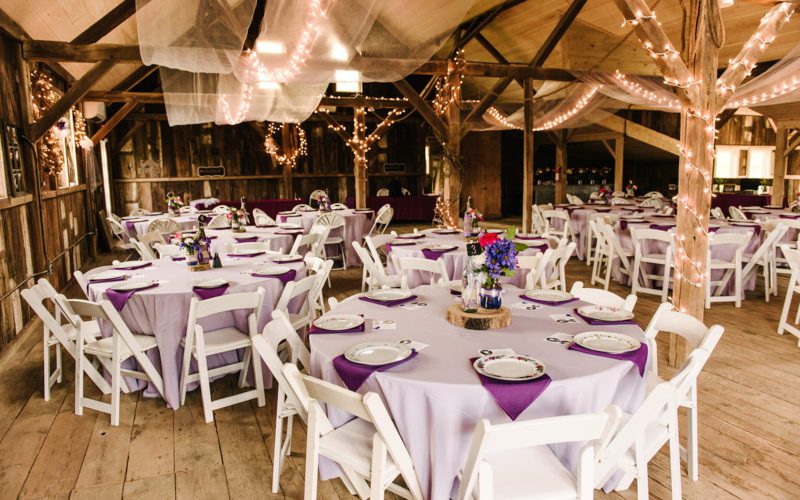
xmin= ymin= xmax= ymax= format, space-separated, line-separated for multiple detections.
xmin=43 ymin=339 xmax=51 ymax=402
xmin=55 ymin=343 xmax=63 ymax=383
xmin=196 ymin=352 xmax=214 ymax=423
xmin=273 ymin=404 xmax=285 ymax=493
xmin=250 ymin=347 xmax=266 ymax=407
xmin=74 ymin=347 xmax=83 ymax=416
xmin=687 ymin=402 xmax=699 ymax=481
xmin=668 ymin=410 xmax=682 ymax=500
xmin=110 ymin=352 xmax=121 ymax=427
xmin=239 ymin=349 xmax=252 ymax=389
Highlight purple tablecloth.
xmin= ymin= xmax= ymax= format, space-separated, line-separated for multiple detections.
xmin=346 ymin=194 xmax=440 ymax=221
xmin=712 ymin=193 xmax=777 ymax=217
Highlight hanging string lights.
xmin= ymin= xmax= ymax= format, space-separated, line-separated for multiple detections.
xmin=263 ymin=123 xmax=308 ymax=169
xmin=613 ymin=70 xmax=680 ymax=109
xmin=31 ymin=69 xmax=65 ymax=176
xmin=533 ymin=85 xmax=601 ymax=131
xmin=486 ymin=106 xmax=522 ymax=130
xmin=432 ymin=50 xmax=466 ymax=116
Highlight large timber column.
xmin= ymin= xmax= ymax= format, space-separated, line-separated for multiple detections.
xmin=554 ymin=130 xmax=568 ymax=204
xmin=773 ymin=125 xmax=788 ymax=207
xmin=444 ymin=61 xmax=462 ymax=220
xmin=614 ymin=135 xmax=624 ymax=192
xmin=522 ymin=78 xmax=535 ymax=232
xmin=353 ymin=107 xmax=368 ymax=208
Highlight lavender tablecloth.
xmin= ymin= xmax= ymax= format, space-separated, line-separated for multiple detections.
xmin=208 ymin=198 xmax=302 ymax=219
xmin=85 ymin=257 xmax=306 ymax=409
xmin=288 ymin=209 xmax=373 ymax=266
xmin=553 ymin=206 xmax=656 ymax=260
xmin=124 ymin=214 xmax=199 ymax=240
xmin=204 ymin=226 xmax=295 ymax=256
xmin=310 ymin=286 xmax=649 ymax=499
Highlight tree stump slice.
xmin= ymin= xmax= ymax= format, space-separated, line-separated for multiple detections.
xmin=446 ymin=304 xmax=512 ymax=330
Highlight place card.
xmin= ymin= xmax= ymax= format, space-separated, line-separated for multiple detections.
xmin=544 ymin=332 xmax=574 ymax=344
xmin=477 ymin=348 xmax=515 ymax=357
xmin=397 ymin=299 xmax=428 ymax=310
xmin=372 ymin=319 xmax=397 ymax=330
xmin=549 ymin=313 xmax=578 ymax=324
xmin=399 ymin=339 xmax=430 ymax=351
xmin=509 ymin=301 xmax=541 ymax=311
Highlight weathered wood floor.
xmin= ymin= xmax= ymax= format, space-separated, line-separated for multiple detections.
xmin=0 ymin=221 xmax=798 ymax=499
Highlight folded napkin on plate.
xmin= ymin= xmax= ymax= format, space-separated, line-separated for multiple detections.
xmin=359 ymin=294 xmax=418 ymax=307
xmin=568 ymin=343 xmax=648 ymax=376
xmin=333 ymin=350 xmax=418 ymax=391
xmin=89 ymin=274 xmax=128 ymax=284
xmin=308 ymin=315 xmax=365 ymax=334
xmin=276 ymin=230 xmax=303 ymax=235
xmin=649 ymin=223 xmax=676 ymax=231
xmin=115 ymin=262 xmax=153 ymax=271
xmin=227 ymin=251 xmax=265 ymax=258
xmin=470 ymin=358 xmax=552 ymax=421
xmin=192 ymin=284 xmax=229 ymax=300
xmin=518 ymin=295 xmax=578 ymax=306
xmin=105 ymin=283 xmax=160 ymax=311
xmin=172 ymin=256 xmax=186 ymax=261
xmin=252 ymin=268 xmax=296 ymax=284
xmin=234 ymin=236 xmax=259 ymax=243
xmin=271 ymin=257 xmax=304 ymax=264
xmin=421 ymin=247 xmax=456 ymax=260
xmin=779 ymin=214 xmax=800 ymax=219
xmin=573 ymin=308 xmax=638 ymax=326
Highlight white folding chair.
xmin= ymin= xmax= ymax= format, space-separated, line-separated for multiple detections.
xmin=705 ymin=231 xmax=751 ymax=308
xmin=106 ymin=217 xmax=136 ymax=252
xmin=330 ymin=202 xmax=348 ymax=209
xmin=610 ymin=197 xmax=633 ymax=205
xmin=293 ymin=203 xmax=313 ymax=211
xmin=274 ymin=274 xmax=317 ymax=331
xmin=376 ymin=188 xmax=390 ymax=196
xmin=639 ymin=197 xmax=662 ymax=209
xmin=396 ymin=256 xmax=449 ymax=289
xmin=72 ymin=270 xmax=91 ymax=299
xmin=179 ymin=288 xmax=266 ymax=423
xmin=147 ymin=217 xmax=181 ymax=236
xmin=108 ymin=213 xmax=122 ymax=224
xmin=289 ymin=233 xmax=322 ymax=258
xmin=644 ymin=191 xmax=663 ymax=198
xmin=251 ymin=311 xmax=311 ymax=493
xmin=207 ymin=213 xmax=230 ymax=229
xmin=308 ymin=190 xmax=327 ymax=205
xmin=710 ymin=207 xmax=725 ymax=219
xmin=253 ymin=208 xmax=277 ymax=226
xmin=313 ymin=213 xmax=347 ymax=270
xmin=457 ymin=408 xmax=620 ymax=500
xmin=570 ymin=281 xmax=636 ymax=312
xmin=230 ymin=241 xmax=279 ymax=255
xmin=643 ymin=302 xmax=724 ymax=482
xmin=520 ymin=250 xmax=552 ymax=290
xmin=728 ymin=206 xmax=748 ymax=221
xmin=153 ymin=242 xmax=182 ymax=259
xmin=57 ymin=297 xmax=165 ymax=426
xmin=530 ymin=205 xmax=548 ymax=236
xmin=368 ymin=204 xmax=394 ymax=236
xmin=353 ymin=241 xmax=402 ymax=291
xmin=777 ymin=245 xmax=800 ymax=347
xmin=128 ymin=207 xmax=149 ymax=216
xmin=129 ymin=237 xmax=157 ymax=260
xmin=586 ymin=213 xmax=609 ymax=267
xmin=307 ymin=259 xmax=334 ymax=318
xmin=22 ymin=280 xmax=110 ymax=401
xmin=660 ymin=206 xmax=675 ymax=216
xmin=541 ymin=209 xmax=574 ymax=243
xmin=630 ymin=228 xmax=673 ymax=302
xmin=211 ymin=204 xmax=229 ymax=214
xmin=742 ymin=224 xmax=787 ymax=302
xmin=541 ymin=239 xmax=576 ymax=291
xmin=282 ymin=364 xmax=425 ymax=500
xmin=179 ymin=205 xmax=196 ymax=214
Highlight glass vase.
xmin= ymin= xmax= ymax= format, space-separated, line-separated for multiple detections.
xmin=480 ymin=283 xmax=503 ymax=310
xmin=185 ymin=251 xmax=198 ymax=267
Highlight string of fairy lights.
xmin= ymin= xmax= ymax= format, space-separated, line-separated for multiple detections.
xmin=263 ymin=123 xmax=308 ymax=169
xmin=432 ymin=50 xmax=466 ymax=116
xmin=318 ymin=106 xmax=407 ymax=166
xmin=533 ymin=85 xmax=601 ymax=131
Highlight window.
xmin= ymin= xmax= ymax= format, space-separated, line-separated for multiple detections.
xmin=747 ymin=148 xmax=773 ymax=178
xmin=714 ymin=147 xmax=741 ymax=178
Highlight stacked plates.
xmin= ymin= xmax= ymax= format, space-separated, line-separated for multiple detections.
xmin=271 ymin=254 xmax=303 ymax=263
xmin=473 ymin=354 xmax=546 ymax=381
xmin=573 ymin=332 xmax=640 ymax=353
xmin=424 ymin=244 xmax=457 ymax=252
xmin=345 ymin=342 xmax=413 ymax=365
xmin=110 ymin=280 xmax=156 ymax=292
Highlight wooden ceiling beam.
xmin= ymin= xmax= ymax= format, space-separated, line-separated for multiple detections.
xmin=785 ymin=130 xmax=800 ymax=158
xmin=392 ymin=79 xmax=448 ymax=140
xmin=31 ymin=59 xmax=117 ymax=141
xmin=456 ymin=0 xmax=526 ymax=51
xmin=91 ymin=99 xmax=139 ymax=145
xmin=71 ymin=0 xmax=137 ymax=44
xmin=23 ymin=40 xmax=141 ymax=62
xmin=474 ymin=33 xmax=524 ymax=88
xmin=112 ymin=64 xmax=158 ymax=92
xmin=460 ymin=0 xmax=586 ymax=137
xmin=0 ymin=7 xmax=27 ymax=40
xmin=594 ymin=113 xmax=678 ymax=155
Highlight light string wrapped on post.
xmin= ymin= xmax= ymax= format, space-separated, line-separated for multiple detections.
xmin=432 ymin=49 xmax=466 ymax=116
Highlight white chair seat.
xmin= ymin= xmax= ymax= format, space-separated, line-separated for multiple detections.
xmin=483 ymin=445 xmax=578 ymax=499
xmin=709 ymin=258 xmax=736 ymax=268
xmin=287 ymin=312 xmax=311 ymax=330
xmin=319 ymin=417 xmax=401 ymax=479
xmin=84 ymin=333 xmax=158 ymax=359
xmin=181 ymin=327 xmax=250 ymax=356
xmin=325 ymin=237 xmax=345 ymax=245
xmin=56 ymin=321 xmax=102 ymax=345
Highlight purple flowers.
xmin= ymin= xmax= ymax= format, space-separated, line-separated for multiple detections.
xmin=482 ymin=237 xmax=518 ymax=285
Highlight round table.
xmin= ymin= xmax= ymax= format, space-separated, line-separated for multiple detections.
xmin=310 ymin=285 xmax=648 ymax=499
xmin=386 ymin=229 xmax=548 ymax=289
xmin=204 ymin=226 xmax=297 ymax=255
xmin=277 ymin=208 xmax=374 ymax=266
xmin=556 ymin=205 xmax=658 ymax=260
xmin=85 ymin=256 xmax=306 ymax=409
xmin=121 ymin=213 xmax=200 ymax=239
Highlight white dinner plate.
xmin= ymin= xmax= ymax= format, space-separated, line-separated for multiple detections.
xmin=278 ymin=223 xmax=303 ymax=229
xmin=121 ymin=216 xmax=141 ymax=220
xmin=473 ymin=354 xmax=546 ymax=381
xmin=487 ymin=229 xmax=504 ymax=234
xmin=345 ymin=342 xmax=413 ymax=366
xmin=450 ymin=283 xmax=463 ymax=293
xmin=577 ymin=305 xmax=635 ymax=322
xmin=397 ymin=233 xmax=423 ymax=239
xmin=424 ymin=244 xmax=457 ymax=252
xmin=432 ymin=228 xmax=458 ymax=234
xmin=523 ymin=289 xmax=573 ymax=302
xmin=110 ymin=280 xmax=156 ymax=292
xmin=364 ymin=289 xmax=412 ymax=302
xmin=233 ymin=249 xmax=264 ymax=256
xmin=113 ymin=261 xmax=150 ymax=270
xmin=252 ymin=266 xmax=287 ymax=276
xmin=193 ymin=278 xmax=228 ymax=289
xmin=573 ymin=332 xmax=641 ymax=354
xmin=314 ymin=314 xmax=365 ymax=332
xmin=731 ymin=221 xmax=758 ymax=226
xmin=91 ymin=270 xmax=128 ymax=281
xmin=271 ymin=254 xmax=303 ymax=262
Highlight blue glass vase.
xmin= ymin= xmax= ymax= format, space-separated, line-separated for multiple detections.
xmin=480 ymin=284 xmax=503 ymax=310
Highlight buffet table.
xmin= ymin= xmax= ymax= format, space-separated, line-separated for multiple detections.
xmin=346 ymin=194 xmax=440 ymax=221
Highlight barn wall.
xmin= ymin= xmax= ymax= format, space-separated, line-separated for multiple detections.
xmin=109 ymin=116 xmax=427 ymax=213
xmin=461 ymin=131 xmax=502 ymax=219
xmin=0 ymin=34 xmax=94 ymax=351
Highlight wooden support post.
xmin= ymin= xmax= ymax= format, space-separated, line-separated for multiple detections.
xmin=522 ymin=78 xmax=535 ymax=232
xmin=555 ymin=130 xmax=568 ymax=204
xmin=444 ymin=61 xmax=462 ymax=221
xmin=773 ymin=126 xmax=788 ymax=206
xmin=281 ymin=125 xmax=294 ymax=199
xmin=614 ymin=135 xmax=624 ymax=192
xmin=353 ymin=107 xmax=368 ymax=209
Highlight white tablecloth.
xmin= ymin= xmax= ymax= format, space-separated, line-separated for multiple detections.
xmin=85 ymin=257 xmax=305 ymax=409
xmin=122 ymin=214 xmax=200 ymax=239
xmin=278 ymin=209 xmax=373 ymax=266
xmin=310 ymin=285 xmax=648 ymax=499
xmin=204 ymin=226 xmax=296 ymax=256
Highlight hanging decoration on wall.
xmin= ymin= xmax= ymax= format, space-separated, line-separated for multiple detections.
xmin=72 ymin=108 xmax=94 ymax=150
xmin=432 ymin=49 xmax=466 ymax=116
xmin=263 ymin=122 xmax=308 ymax=169
xmin=31 ymin=69 xmax=65 ymax=177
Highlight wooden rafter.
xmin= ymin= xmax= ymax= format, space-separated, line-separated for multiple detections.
xmin=23 ymin=41 xmax=140 ymax=62
xmin=91 ymin=100 xmax=139 ymax=145
xmin=594 ymin=114 xmax=678 ymax=155
xmin=71 ymin=0 xmax=137 ymax=44
xmin=785 ymin=130 xmax=800 ymax=158
xmin=112 ymin=65 xmax=159 ymax=92
xmin=314 ymin=112 xmax=350 ymax=143
xmin=454 ymin=0 xmax=526 ymax=53
xmin=31 ymin=59 xmax=117 ymax=141
xmin=460 ymin=0 xmax=587 ymax=136
xmin=474 ymin=34 xmax=524 ymax=88
xmin=392 ymin=79 xmax=449 ymax=139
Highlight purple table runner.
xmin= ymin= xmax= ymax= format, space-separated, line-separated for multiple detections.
xmin=333 ymin=350 xmax=419 ymax=391
xmin=568 ymin=343 xmax=648 ymax=376
xmin=470 ymin=358 xmax=552 ymax=421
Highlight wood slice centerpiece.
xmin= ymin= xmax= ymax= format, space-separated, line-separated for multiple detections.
xmin=446 ymin=304 xmax=511 ymax=330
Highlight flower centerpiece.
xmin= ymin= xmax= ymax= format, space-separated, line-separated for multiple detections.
xmin=463 ymin=229 xmax=524 ymax=310
xmin=316 ymin=192 xmax=331 ymax=212
xmin=166 ymin=191 xmax=184 ymax=215
xmin=177 ymin=233 xmax=202 ymax=266
xmin=227 ymin=206 xmax=247 ymax=232
xmin=463 ymin=202 xmax=483 ymax=237
xmin=625 ymin=180 xmax=638 ymax=197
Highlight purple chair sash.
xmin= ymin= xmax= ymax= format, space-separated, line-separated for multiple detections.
xmin=333 ymin=350 xmax=419 ymax=391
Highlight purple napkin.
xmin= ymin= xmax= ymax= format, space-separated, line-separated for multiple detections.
xmin=471 ymin=358 xmax=552 ymax=421
xmin=89 ymin=275 xmax=128 ymax=284
xmin=573 ymin=308 xmax=638 ymax=326
xmin=115 ymin=262 xmax=153 ymax=271
xmin=252 ymin=268 xmax=297 ymax=284
xmin=172 ymin=256 xmax=186 ymax=261
xmin=192 ymin=284 xmax=229 ymax=300
xmin=105 ymin=283 xmax=160 ymax=311
xmin=271 ymin=257 xmax=304 ymax=264
xmin=227 ymin=251 xmax=265 ymax=258
xmin=421 ymin=247 xmax=456 ymax=260
xmin=649 ymin=223 xmax=676 ymax=231
xmin=123 ymin=220 xmax=145 ymax=232
xmin=358 ymin=294 xmax=418 ymax=307
xmin=708 ymin=226 xmax=721 ymax=233
xmin=333 ymin=350 xmax=418 ymax=391
xmin=779 ymin=214 xmax=800 ymax=219
xmin=568 ymin=343 xmax=648 ymax=376
xmin=519 ymin=295 xmax=578 ymax=306
xmin=308 ymin=315 xmax=365 ymax=334
xmin=514 ymin=235 xmax=546 ymax=241
xmin=276 ymin=230 xmax=304 ymax=235
xmin=234 ymin=236 xmax=259 ymax=243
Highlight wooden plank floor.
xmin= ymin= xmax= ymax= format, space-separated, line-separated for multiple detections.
xmin=1 ymin=220 xmax=799 ymax=499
